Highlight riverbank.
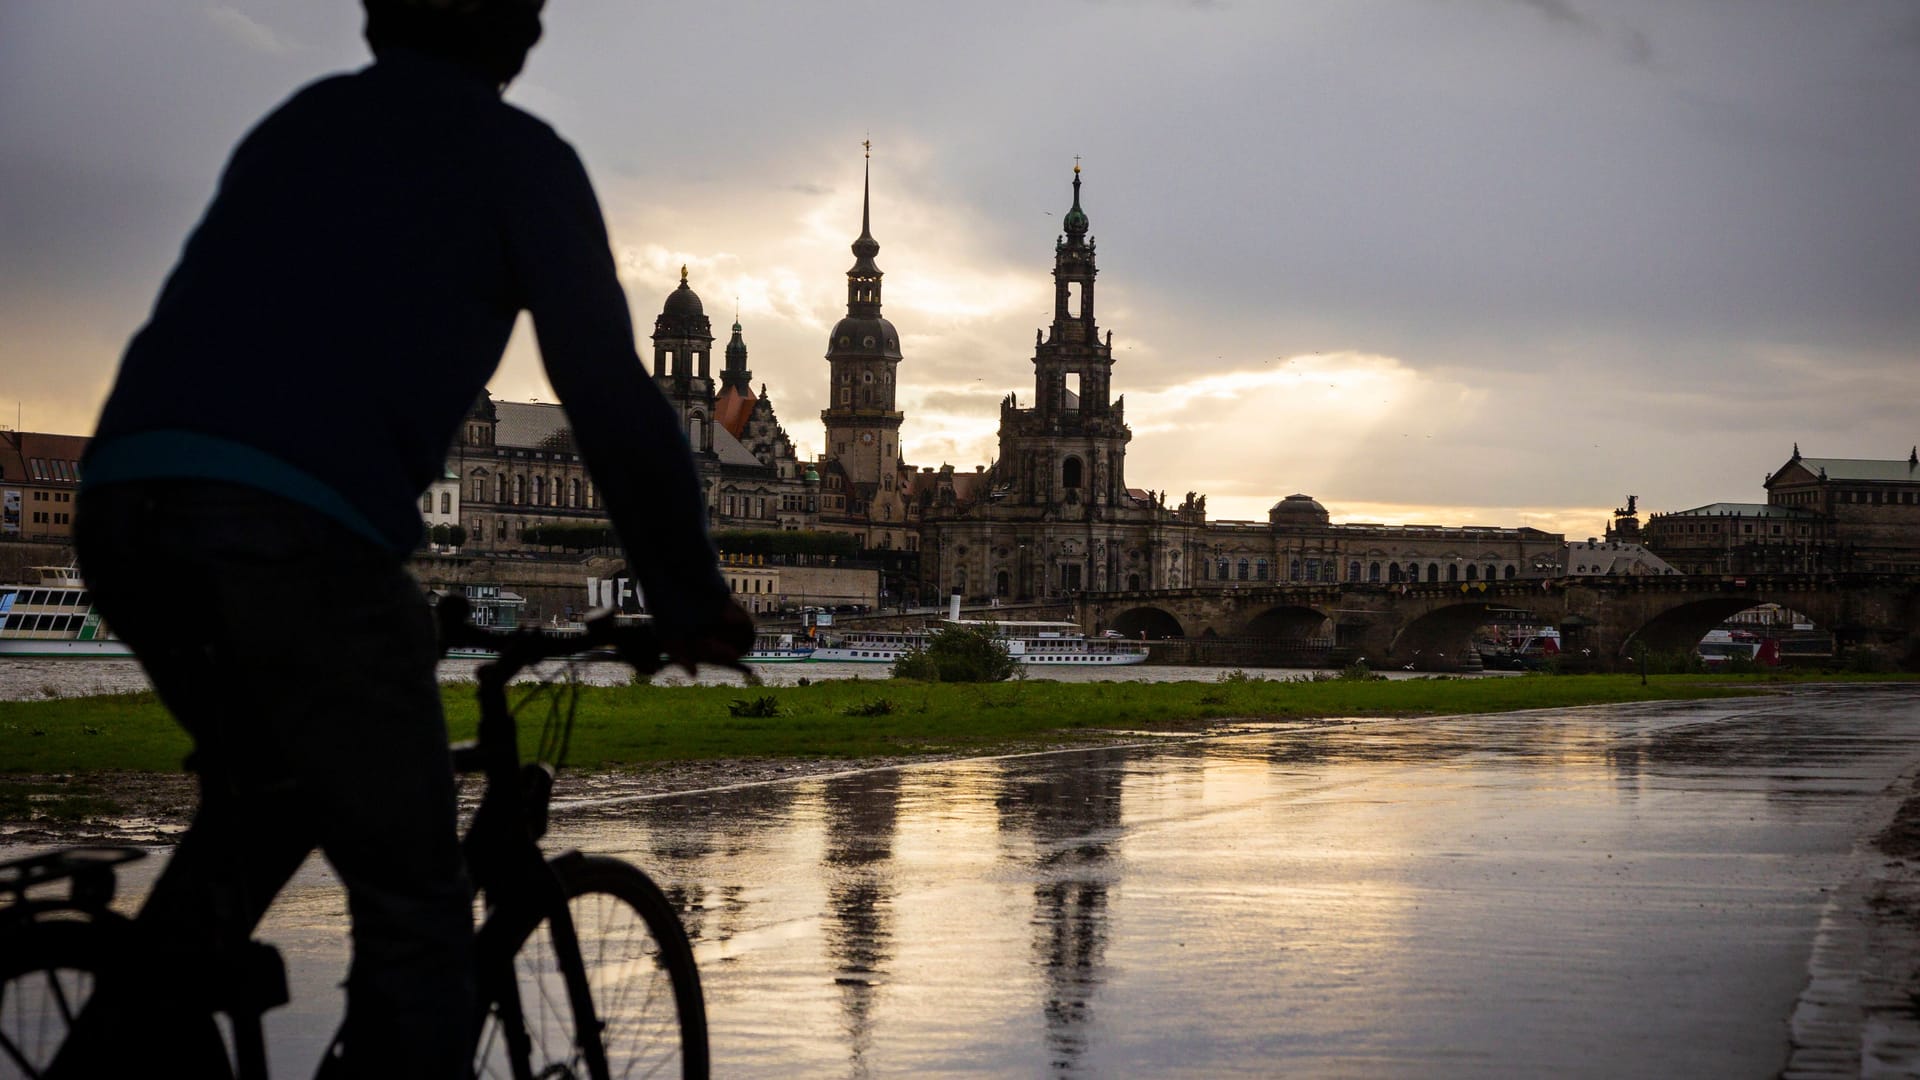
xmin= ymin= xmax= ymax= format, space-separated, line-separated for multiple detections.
xmin=3 ymin=672 xmax=1912 ymax=842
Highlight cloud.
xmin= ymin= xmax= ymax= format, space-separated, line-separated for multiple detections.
xmin=203 ymin=5 xmax=290 ymax=54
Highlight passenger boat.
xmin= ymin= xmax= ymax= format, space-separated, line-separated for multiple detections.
xmin=746 ymin=631 xmax=815 ymax=663
xmin=810 ymin=618 xmax=1149 ymax=667
xmin=0 ymin=567 xmax=132 ymax=658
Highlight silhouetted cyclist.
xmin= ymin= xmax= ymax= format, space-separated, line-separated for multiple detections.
xmin=62 ymin=1 xmax=750 ymax=1074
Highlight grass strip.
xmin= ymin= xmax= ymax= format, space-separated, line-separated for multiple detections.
xmin=4 ymin=670 xmax=1907 ymax=777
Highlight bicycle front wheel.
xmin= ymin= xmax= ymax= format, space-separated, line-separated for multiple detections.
xmin=476 ymin=854 xmax=708 ymax=1080
xmin=0 ymin=919 xmax=107 ymax=1078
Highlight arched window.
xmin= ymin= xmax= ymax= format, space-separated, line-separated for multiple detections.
xmin=512 ymin=475 xmax=525 ymax=505
xmin=1447 ymin=564 xmax=1459 ymax=582
xmin=1465 ymin=564 xmax=1478 ymax=581
xmin=1425 ymin=563 xmax=1438 ymax=582
xmin=996 ymin=571 xmax=1010 ymax=596
xmin=1388 ymin=563 xmax=1403 ymax=583
xmin=1486 ymin=564 xmax=1497 ymax=581
xmin=1237 ymin=559 xmax=1250 ymax=581
xmin=530 ymin=476 xmax=544 ymax=505
xmin=1504 ymin=564 xmax=1517 ymax=580
xmin=1289 ymin=559 xmax=1301 ymax=581
xmin=1368 ymin=561 xmax=1381 ymax=582
xmin=1128 ymin=573 xmax=1142 ymax=590
xmin=1348 ymin=561 xmax=1361 ymax=582
xmin=1063 ymin=457 xmax=1084 ymax=488
xmin=1322 ymin=562 xmax=1336 ymax=583
xmin=1217 ymin=558 xmax=1229 ymax=581
xmin=1255 ymin=559 xmax=1269 ymax=581
xmin=440 ymin=492 xmax=451 ymax=515
xmin=569 ymin=479 xmax=581 ymax=508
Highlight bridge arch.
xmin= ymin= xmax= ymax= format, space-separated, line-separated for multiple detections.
xmin=1390 ymin=600 xmax=1556 ymax=670
xmin=1108 ymin=605 xmax=1186 ymax=640
xmin=1240 ymin=603 xmax=1333 ymax=639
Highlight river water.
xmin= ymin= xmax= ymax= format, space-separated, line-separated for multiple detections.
xmin=9 ymin=683 xmax=1918 ymax=1076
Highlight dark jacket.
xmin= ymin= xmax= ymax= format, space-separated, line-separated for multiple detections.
xmin=89 ymin=49 xmax=726 ymax=632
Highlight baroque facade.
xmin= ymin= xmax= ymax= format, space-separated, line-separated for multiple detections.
xmin=915 ymin=170 xmax=1565 ymax=605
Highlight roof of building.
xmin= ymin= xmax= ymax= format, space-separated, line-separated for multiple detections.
xmin=1782 ymin=456 xmax=1920 ymax=484
xmin=714 ymin=385 xmax=757 ymax=439
xmin=711 ymin=425 xmax=766 ymax=469
xmin=0 ymin=430 xmax=89 ymax=485
xmin=1657 ymin=502 xmax=1816 ymax=519
xmin=492 ymin=401 xmax=574 ymax=452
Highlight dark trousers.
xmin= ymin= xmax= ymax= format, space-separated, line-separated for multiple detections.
xmin=65 ymin=480 xmax=473 ymax=1077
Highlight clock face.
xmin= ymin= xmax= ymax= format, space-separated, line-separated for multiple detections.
xmin=860 ymin=432 xmax=874 ymax=444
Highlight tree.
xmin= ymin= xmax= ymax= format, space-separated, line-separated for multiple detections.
xmin=892 ymin=623 xmax=1018 ymax=683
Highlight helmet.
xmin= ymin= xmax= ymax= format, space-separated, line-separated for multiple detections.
xmin=363 ymin=0 xmax=546 ymax=85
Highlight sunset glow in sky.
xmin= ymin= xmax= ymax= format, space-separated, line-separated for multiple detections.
xmin=4 ymin=2 xmax=1915 ymax=540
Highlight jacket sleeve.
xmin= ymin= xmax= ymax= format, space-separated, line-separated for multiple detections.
xmin=498 ymin=128 xmax=729 ymax=637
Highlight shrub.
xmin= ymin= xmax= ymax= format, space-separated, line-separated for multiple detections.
xmin=890 ymin=624 xmax=1018 ymax=683
xmin=727 ymin=695 xmax=783 ymax=718
xmin=843 ymin=698 xmax=897 ymax=717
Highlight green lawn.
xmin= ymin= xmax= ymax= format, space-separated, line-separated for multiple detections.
xmin=4 ymin=670 xmax=1903 ymax=777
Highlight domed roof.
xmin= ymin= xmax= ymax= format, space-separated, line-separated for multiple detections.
xmin=654 ymin=266 xmax=712 ymax=343
xmin=827 ymin=315 xmax=902 ymax=359
xmin=662 ymin=266 xmax=703 ymax=319
xmin=1062 ymin=165 xmax=1090 ymax=240
xmin=1269 ymin=493 xmax=1330 ymax=527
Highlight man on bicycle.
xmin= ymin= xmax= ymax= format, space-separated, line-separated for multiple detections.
xmin=62 ymin=0 xmax=750 ymax=1074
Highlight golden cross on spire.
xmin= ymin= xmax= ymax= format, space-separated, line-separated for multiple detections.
xmin=1074 ymin=154 xmax=1081 ymax=174
xmin=679 ymin=264 xmax=688 ymax=283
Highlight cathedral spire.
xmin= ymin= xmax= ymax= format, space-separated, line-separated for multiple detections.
xmin=846 ymin=141 xmax=883 ymax=315
xmin=1062 ymin=159 xmax=1090 ymax=244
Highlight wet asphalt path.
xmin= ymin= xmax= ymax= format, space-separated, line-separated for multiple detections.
xmin=46 ymin=683 xmax=1920 ymax=1077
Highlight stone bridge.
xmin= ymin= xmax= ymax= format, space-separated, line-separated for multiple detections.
xmin=1076 ymin=574 xmax=1920 ymax=671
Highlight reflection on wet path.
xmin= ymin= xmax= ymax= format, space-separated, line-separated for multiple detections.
xmin=26 ymin=685 xmax=1920 ymax=1077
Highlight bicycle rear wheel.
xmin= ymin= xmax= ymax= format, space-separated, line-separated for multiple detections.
xmin=0 ymin=919 xmax=110 ymax=1078
xmin=476 ymin=855 xmax=708 ymax=1080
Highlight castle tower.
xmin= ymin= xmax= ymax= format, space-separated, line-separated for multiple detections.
xmin=820 ymin=143 xmax=904 ymax=490
xmin=714 ymin=314 xmax=757 ymax=439
xmin=651 ymin=266 xmax=716 ymax=454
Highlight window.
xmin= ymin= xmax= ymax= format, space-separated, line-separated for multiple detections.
xmin=1349 ymin=561 xmax=1362 ymax=582
xmin=1216 ymin=558 xmax=1229 ymax=580
xmin=1465 ymin=564 xmax=1477 ymax=581
xmin=421 ymin=494 xmax=433 ymax=513
xmin=1368 ymin=562 xmax=1381 ymax=583
xmin=1504 ymin=565 xmax=1516 ymax=580
xmin=1305 ymin=559 xmax=1319 ymax=581
xmin=440 ymin=492 xmax=451 ymax=515
xmin=1255 ymin=559 xmax=1269 ymax=581
xmin=1063 ymin=457 xmax=1083 ymax=488
xmin=1447 ymin=564 xmax=1460 ymax=582
xmin=1288 ymin=559 xmax=1301 ymax=581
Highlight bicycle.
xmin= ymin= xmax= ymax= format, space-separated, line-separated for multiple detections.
xmin=0 ymin=601 xmax=718 ymax=1079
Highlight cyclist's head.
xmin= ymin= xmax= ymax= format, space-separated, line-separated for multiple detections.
xmin=363 ymin=0 xmax=545 ymax=87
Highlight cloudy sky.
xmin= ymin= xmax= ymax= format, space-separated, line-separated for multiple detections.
xmin=4 ymin=1 xmax=1916 ymax=537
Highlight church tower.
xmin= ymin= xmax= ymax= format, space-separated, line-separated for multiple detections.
xmin=651 ymin=266 xmax=716 ymax=455
xmin=997 ymin=164 xmax=1131 ymax=513
xmin=820 ymin=144 xmax=904 ymax=492
xmin=714 ymin=314 xmax=757 ymax=439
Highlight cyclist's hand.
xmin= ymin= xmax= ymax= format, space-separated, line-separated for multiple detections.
xmin=665 ymin=599 xmax=755 ymax=674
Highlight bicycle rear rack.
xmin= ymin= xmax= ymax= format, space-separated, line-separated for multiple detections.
xmin=0 ymin=845 xmax=145 ymax=908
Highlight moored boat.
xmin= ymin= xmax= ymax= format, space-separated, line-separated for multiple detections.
xmin=809 ymin=618 xmax=1149 ymax=667
xmin=0 ymin=567 xmax=132 ymax=658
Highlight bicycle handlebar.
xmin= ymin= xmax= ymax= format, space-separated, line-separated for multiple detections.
xmin=435 ymin=595 xmax=669 ymax=679
xmin=434 ymin=595 xmax=755 ymax=684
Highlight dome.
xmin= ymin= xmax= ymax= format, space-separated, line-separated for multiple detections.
xmin=827 ymin=315 xmax=902 ymax=359
xmin=1269 ymin=493 xmax=1330 ymax=527
xmin=662 ymin=280 xmax=704 ymax=321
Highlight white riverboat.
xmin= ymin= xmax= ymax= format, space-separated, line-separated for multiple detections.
xmin=810 ymin=618 xmax=1149 ymax=667
xmin=0 ymin=567 xmax=132 ymax=658
xmin=746 ymin=631 xmax=816 ymax=663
